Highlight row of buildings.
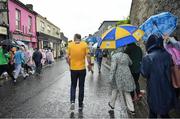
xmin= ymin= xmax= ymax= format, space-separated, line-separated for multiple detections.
xmin=0 ymin=0 xmax=68 ymax=58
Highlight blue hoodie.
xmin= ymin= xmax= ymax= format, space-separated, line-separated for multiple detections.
xmin=14 ymin=50 xmax=25 ymax=65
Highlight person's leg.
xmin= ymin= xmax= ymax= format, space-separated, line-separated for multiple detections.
xmin=134 ymin=73 xmax=140 ymax=95
xmin=109 ymin=89 xmax=118 ymax=109
xmin=124 ymin=92 xmax=135 ymax=112
xmin=14 ymin=64 xmax=21 ymax=79
xmin=131 ymin=73 xmax=140 ymax=99
xmin=5 ymin=64 xmax=15 ymax=80
xmin=160 ymin=113 xmax=170 ymax=118
xmin=78 ymin=69 xmax=86 ymax=108
xmin=20 ymin=65 xmax=27 ymax=78
xmin=0 ymin=65 xmax=5 ymax=76
xmin=149 ymin=108 xmax=157 ymax=118
xmin=70 ymin=70 xmax=78 ymax=104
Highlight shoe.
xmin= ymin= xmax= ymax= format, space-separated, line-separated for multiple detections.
xmin=132 ymin=96 xmax=140 ymax=102
xmin=108 ymin=102 xmax=114 ymax=110
xmin=108 ymin=110 xmax=115 ymax=118
xmin=24 ymin=75 xmax=28 ymax=80
xmin=13 ymin=79 xmax=17 ymax=83
xmin=79 ymin=104 xmax=84 ymax=112
xmin=138 ymin=91 xmax=145 ymax=98
xmin=128 ymin=110 xmax=136 ymax=116
xmin=70 ymin=103 xmax=75 ymax=111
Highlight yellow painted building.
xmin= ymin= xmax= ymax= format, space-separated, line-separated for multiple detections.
xmin=36 ymin=14 xmax=61 ymax=58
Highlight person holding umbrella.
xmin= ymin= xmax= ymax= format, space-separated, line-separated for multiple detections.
xmin=0 ymin=43 xmax=16 ymax=85
xmin=108 ymin=46 xmax=136 ymax=116
xmin=141 ymin=34 xmax=176 ymax=118
xmin=125 ymin=43 xmax=144 ymax=101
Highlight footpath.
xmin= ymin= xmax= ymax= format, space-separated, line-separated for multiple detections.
xmin=102 ymin=58 xmax=180 ymax=118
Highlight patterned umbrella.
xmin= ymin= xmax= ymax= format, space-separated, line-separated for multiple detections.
xmin=140 ymin=12 xmax=178 ymax=41
xmin=99 ymin=24 xmax=144 ymax=49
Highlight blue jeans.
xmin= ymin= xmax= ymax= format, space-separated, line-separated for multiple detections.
xmin=70 ymin=69 xmax=86 ymax=107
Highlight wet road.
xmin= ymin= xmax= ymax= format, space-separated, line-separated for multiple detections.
xmin=0 ymin=59 xmax=126 ymax=118
xmin=0 ymin=59 xmax=179 ymax=118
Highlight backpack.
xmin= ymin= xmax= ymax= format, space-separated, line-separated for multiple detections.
xmin=165 ymin=44 xmax=180 ymax=88
xmin=165 ymin=45 xmax=180 ymax=66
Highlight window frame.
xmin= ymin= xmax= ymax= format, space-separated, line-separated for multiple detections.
xmin=28 ymin=16 xmax=32 ymax=33
xmin=15 ymin=9 xmax=21 ymax=31
xmin=40 ymin=21 xmax=45 ymax=32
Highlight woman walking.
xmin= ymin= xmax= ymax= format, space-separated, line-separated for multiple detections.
xmin=108 ymin=47 xmax=136 ymax=117
xmin=141 ymin=35 xmax=176 ymax=118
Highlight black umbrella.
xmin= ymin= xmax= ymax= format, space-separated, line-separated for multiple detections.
xmin=0 ymin=39 xmax=19 ymax=51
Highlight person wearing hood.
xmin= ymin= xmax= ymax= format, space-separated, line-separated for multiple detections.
xmin=33 ymin=48 xmax=42 ymax=75
xmin=14 ymin=47 xmax=28 ymax=82
xmin=108 ymin=46 xmax=136 ymax=117
xmin=141 ymin=34 xmax=176 ymax=118
xmin=125 ymin=43 xmax=144 ymax=101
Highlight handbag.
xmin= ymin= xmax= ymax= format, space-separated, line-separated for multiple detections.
xmin=171 ymin=65 xmax=180 ymax=88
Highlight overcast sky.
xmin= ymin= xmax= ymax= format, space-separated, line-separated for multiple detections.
xmin=21 ymin=0 xmax=132 ymax=39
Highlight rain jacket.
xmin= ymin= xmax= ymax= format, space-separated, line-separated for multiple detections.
xmin=141 ymin=36 xmax=176 ymax=115
xmin=109 ymin=47 xmax=136 ymax=92
xmin=14 ymin=50 xmax=25 ymax=65
xmin=0 ymin=48 xmax=10 ymax=65
xmin=125 ymin=43 xmax=143 ymax=73
xmin=164 ymin=37 xmax=180 ymax=65
xmin=33 ymin=50 xmax=42 ymax=64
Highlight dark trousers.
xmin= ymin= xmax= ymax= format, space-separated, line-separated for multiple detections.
xmin=35 ymin=62 xmax=42 ymax=74
xmin=149 ymin=109 xmax=170 ymax=118
xmin=70 ymin=69 xmax=86 ymax=107
xmin=24 ymin=64 xmax=32 ymax=73
xmin=131 ymin=73 xmax=140 ymax=98
xmin=97 ymin=58 xmax=102 ymax=71
xmin=0 ymin=64 xmax=15 ymax=80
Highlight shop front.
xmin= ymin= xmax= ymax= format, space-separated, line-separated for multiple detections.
xmin=37 ymin=32 xmax=61 ymax=58
xmin=0 ymin=26 xmax=7 ymax=41
xmin=11 ymin=33 xmax=37 ymax=48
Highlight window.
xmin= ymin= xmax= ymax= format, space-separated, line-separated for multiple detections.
xmin=53 ymin=27 xmax=55 ymax=35
xmin=40 ymin=21 xmax=45 ymax=31
xmin=47 ymin=25 xmax=51 ymax=33
xmin=15 ymin=9 xmax=21 ymax=30
xmin=28 ymin=16 xmax=32 ymax=33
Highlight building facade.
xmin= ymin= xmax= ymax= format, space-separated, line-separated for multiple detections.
xmin=97 ymin=21 xmax=118 ymax=37
xmin=36 ymin=14 xmax=61 ymax=58
xmin=0 ymin=0 xmax=8 ymax=41
xmin=8 ymin=0 xmax=37 ymax=48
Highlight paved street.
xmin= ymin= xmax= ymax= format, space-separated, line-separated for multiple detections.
xmin=0 ymin=59 xmax=179 ymax=118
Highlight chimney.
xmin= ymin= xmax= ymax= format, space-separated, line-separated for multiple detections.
xmin=26 ymin=4 xmax=33 ymax=10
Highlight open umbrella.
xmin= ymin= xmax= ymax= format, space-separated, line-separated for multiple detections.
xmin=99 ymin=24 xmax=144 ymax=49
xmin=86 ymin=36 xmax=97 ymax=44
xmin=140 ymin=12 xmax=178 ymax=41
xmin=16 ymin=41 xmax=28 ymax=49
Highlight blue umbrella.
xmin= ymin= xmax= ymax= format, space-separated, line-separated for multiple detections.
xmin=86 ymin=37 xmax=97 ymax=43
xmin=140 ymin=12 xmax=178 ymax=41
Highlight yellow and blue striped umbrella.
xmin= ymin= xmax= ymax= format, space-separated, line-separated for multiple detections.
xmin=100 ymin=24 xmax=144 ymax=49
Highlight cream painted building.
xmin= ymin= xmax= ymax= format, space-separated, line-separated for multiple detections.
xmin=36 ymin=14 xmax=61 ymax=58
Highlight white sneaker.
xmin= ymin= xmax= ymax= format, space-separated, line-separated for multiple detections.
xmin=13 ymin=79 xmax=17 ymax=83
xmin=70 ymin=103 xmax=75 ymax=111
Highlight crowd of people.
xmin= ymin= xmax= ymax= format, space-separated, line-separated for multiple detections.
xmin=67 ymin=33 xmax=180 ymax=118
xmin=0 ymin=43 xmax=55 ymax=84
